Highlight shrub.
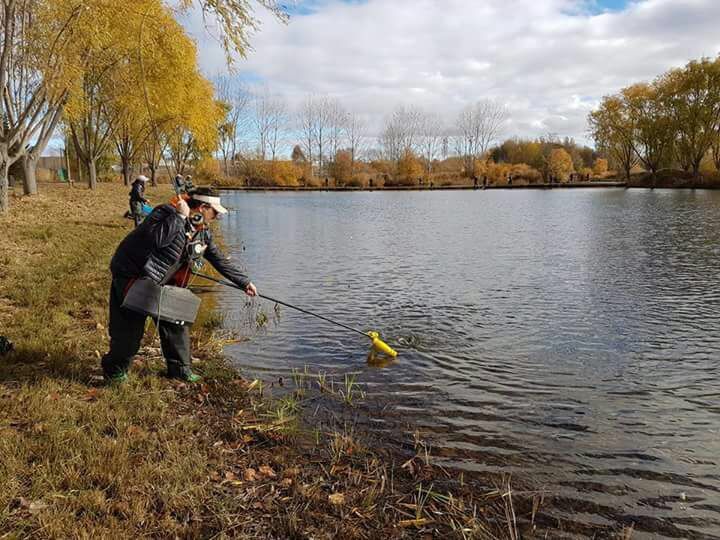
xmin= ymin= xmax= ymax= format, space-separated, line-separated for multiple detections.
xmin=593 ymin=158 xmax=609 ymax=176
xmin=195 ymin=156 xmax=221 ymax=183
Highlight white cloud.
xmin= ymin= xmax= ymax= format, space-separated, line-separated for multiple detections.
xmin=181 ymin=0 xmax=720 ymax=147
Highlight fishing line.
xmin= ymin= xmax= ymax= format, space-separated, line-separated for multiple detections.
xmin=191 ymin=271 xmax=398 ymax=357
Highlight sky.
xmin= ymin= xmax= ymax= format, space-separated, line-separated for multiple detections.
xmin=179 ymin=0 xmax=720 ymax=148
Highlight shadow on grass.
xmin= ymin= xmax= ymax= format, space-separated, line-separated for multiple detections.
xmin=68 ymin=219 xmax=131 ymax=230
xmin=0 ymin=347 xmax=105 ymax=387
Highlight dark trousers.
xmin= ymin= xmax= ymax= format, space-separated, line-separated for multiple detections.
xmin=130 ymin=201 xmax=143 ymax=227
xmin=101 ymin=277 xmax=193 ymax=378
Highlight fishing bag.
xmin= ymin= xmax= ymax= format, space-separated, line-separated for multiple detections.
xmin=121 ymin=278 xmax=201 ymax=325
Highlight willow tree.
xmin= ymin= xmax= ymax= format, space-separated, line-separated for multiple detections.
xmin=179 ymin=0 xmax=288 ymax=62
xmin=621 ymin=83 xmax=675 ymax=177
xmin=62 ymin=2 xmax=141 ymax=189
xmin=662 ymin=57 xmax=720 ymax=176
xmin=112 ymin=2 xmax=208 ymax=186
xmin=588 ymin=95 xmax=638 ymax=181
xmin=0 ymin=0 xmax=81 ymax=212
xmin=164 ymin=75 xmax=223 ymax=176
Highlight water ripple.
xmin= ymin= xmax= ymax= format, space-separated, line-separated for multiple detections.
xmin=218 ymin=189 xmax=720 ymax=538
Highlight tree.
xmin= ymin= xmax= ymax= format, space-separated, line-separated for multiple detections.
xmin=622 ymin=83 xmax=674 ymax=177
xmin=662 ymin=57 xmax=720 ymax=176
xmin=327 ymin=98 xmax=346 ymax=163
xmin=291 ymin=144 xmax=306 ymax=164
xmin=0 ymin=0 xmax=81 ymax=212
xmin=593 ymin=158 xmax=609 ymax=176
xmin=381 ymin=105 xmax=422 ymax=163
xmin=331 ymin=149 xmax=352 ymax=185
xmin=253 ymin=86 xmax=286 ymax=161
xmin=418 ymin=112 xmax=444 ymax=176
xmin=215 ymin=75 xmax=251 ymax=176
xmin=164 ymin=77 xmax=223 ymax=176
xmin=712 ymin=136 xmax=720 ymax=172
xmin=547 ymin=148 xmax=573 ymax=181
xmin=297 ymin=95 xmax=317 ymax=177
xmin=588 ymin=95 xmax=638 ymax=180
xmin=396 ymin=150 xmax=423 ymax=184
xmin=180 ymin=0 xmax=288 ymax=64
xmin=454 ymin=99 xmax=506 ymax=175
xmin=63 ymin=2 xmax=128 ymax=190
xmin=345 ymin=112 xmax=367 ymax=178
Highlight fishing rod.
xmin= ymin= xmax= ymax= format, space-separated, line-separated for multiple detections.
xmin=191 ymin=272 xmax=398 ymax=357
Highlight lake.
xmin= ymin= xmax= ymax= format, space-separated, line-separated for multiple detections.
xmin=215 ymin=188 xmax=720 ymax=539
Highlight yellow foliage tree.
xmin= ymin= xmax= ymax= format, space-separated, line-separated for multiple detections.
xmin=588 ymin=95 xmax=638 ymax=180
xmin=331 ymin=150 xmax=353 ymax=186
xmin=548 ymin=148 xmax=574 ymax=182
xmin=396 ymin=151 xmax=423 ymax=185
xmin=593 ymin=158 xmax=609 ymax=176
xmin=661 ymin=56 xmax=720 ymax=176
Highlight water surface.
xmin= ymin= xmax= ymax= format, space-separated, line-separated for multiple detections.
xmin=217 ymin=189 xmax=720 ymax=538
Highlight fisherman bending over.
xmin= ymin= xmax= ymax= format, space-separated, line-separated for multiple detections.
xmin=129 ymin=175 xmax=149 ymax=227
xmin=102 ymin=187 xmax=257 ymax=383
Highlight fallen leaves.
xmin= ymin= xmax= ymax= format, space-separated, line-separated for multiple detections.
xmin=398 ymin=518 xmax=433 ymax=528
xmin=328 ymin=492 xmax=345 ymax=506
xmin=258 ymin=465 xmax=276 ymax=479
xmin=81 ymin=388 xmax=100 ymax=402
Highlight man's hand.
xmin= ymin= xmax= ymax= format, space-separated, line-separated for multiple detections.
xmin=176 ymin=199 xmax=190 ymax=218
xmin=245 ymin=282 xmax=257 ymax=297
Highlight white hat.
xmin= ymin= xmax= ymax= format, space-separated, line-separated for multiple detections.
xmin=136 ymin=175 xmax=149 ymax=182
xmin=192 ymin=194 xmax=228 ymax=215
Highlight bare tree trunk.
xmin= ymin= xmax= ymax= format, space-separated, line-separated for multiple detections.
xmin=149 ymin=162 xmax=157 ymax=186
xmin=0 ymin=159 xmax=9 ymax=214
xmin=88 ymin=159 xmax=98 ymax=189
xmin=76 ymin=155 xmax=83 ymax=184
xmin=22 ymin=154 xmax=38 ymax=195
xmin=121 ymin=156 xmax=131 ymax=186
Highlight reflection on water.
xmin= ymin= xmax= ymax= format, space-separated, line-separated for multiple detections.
xmin=217 ymin=189 xmax=720 ymax=539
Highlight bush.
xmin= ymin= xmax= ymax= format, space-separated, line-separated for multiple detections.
xmin=330 ymin=151 xmax=353 ymax=186
xmin=195 ymin=156 xmax=221 ymax=184
xmin=593 ymin=158 xmax=609 ymax=176
xmin=509 ymin=163 xmax=542 ymax=183
xmin=238 ymin=159 xmax=303 ymax=186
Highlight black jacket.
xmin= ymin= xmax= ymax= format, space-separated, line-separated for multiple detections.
xmin=129 ymin=180 xmax=147 ymax=203
xmin=110 ymin=204 xmax=251 ymax=289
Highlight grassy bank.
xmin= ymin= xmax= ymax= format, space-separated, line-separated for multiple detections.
xmin=624 ymin=169 xmax=720 ymax=188
xmin=0 ymin=183 xmax=545 ymax=539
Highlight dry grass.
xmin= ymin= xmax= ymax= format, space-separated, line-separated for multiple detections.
xmin=0 ymin=182 xmax=621 ymax=539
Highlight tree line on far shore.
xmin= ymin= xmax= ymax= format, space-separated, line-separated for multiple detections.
xmin=206 ymin=85 xmax=604 ymax=189
xmin=589 ymin=56 xmax=720 ymax=183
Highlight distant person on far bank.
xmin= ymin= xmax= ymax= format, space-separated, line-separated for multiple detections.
xmin=129 ymin=175 xmax=149 ymax=227
xmin=173 ymin=174 xmax=185 ymax=195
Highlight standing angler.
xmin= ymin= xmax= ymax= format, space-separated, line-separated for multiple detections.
xmin=102 ymin=187 xmax=257 ymax=383
xmin=129 ymin=175 xmax=150 ymax=227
